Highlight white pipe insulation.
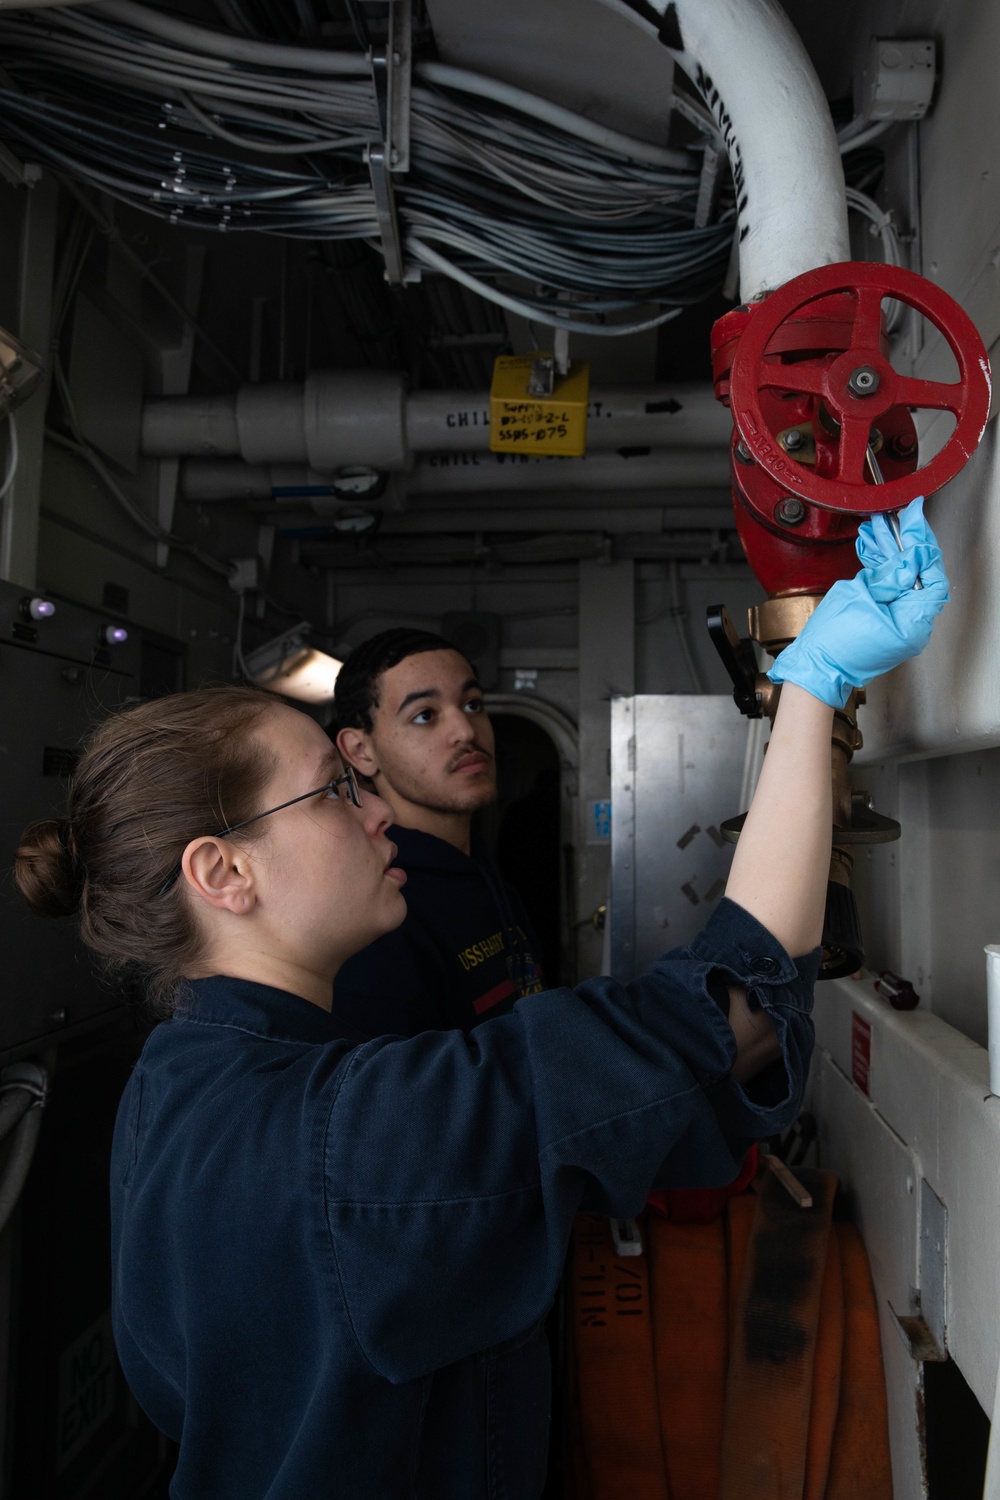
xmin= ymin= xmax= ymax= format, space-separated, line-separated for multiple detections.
xmin=602 ymin=0 xmax=851 ymax=299
xmin=0 ymin=0 xmax=98 ymax=8
xmin=178 ymin=447 xmax=733 ymax=504
xmin=142 ymin=375 xmax=733 ymax=470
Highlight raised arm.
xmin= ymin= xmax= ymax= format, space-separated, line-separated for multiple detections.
xmin=723 ymin=497 xmax=949 ymax=1078
xmin=726 ymin=684 xmax=833 ymax=959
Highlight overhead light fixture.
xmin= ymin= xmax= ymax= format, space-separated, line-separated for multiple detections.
xmin=243 ymin=622 xmax=342 ymax=705
xmin=20 ymin=597 xmax=56 ymax=622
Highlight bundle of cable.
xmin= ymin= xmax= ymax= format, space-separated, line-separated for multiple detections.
xmin=566 ymin=1169 xmax=892 ymax=1500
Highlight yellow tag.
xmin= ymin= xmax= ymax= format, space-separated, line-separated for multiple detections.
xmin=489 ymin=356 xmax=590 ymax=457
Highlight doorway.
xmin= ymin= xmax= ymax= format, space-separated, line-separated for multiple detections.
xmin=478 ymin=714 xmax=563 ymax=986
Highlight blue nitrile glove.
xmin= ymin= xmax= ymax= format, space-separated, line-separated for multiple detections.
xmin=766 ymin=497 xmax=949 ymax=709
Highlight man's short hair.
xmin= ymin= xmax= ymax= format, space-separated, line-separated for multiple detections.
xmin=333 ymin=628 xmax=470 ymax=733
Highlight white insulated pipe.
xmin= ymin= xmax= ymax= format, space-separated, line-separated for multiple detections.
xmin=985 ymin=1322 xmax=1000 ymax=1500
xmin=985 ymin=946 xmax=1000 ymax=1097
xmin=405 ymin=448 xmax=731 ymax=493
xmin=179 ymin=447 xmax=732 ymax=504
xmin=375 ymin=505 xmax=736 ymax=534
xmin=142 ymin=375 xmax=732 ymax=469
xmin=405 ymin=384 xmax=730 ymax=451
xmin=603 ymin=0 xmax=850 ymax=299
xmin=0 ymin=0 xmax=100 ymax=9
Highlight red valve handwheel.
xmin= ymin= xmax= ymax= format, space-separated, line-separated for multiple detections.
xmin=729 ymin=261 xmax=992 ymax=514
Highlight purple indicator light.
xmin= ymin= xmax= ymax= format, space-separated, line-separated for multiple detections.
xmin=104 ymin=625 xmax=129 ymax=645
xmin=29 ymin=598 xmax=56 ymax=620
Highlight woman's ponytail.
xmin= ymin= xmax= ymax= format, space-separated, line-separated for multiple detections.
xmin=14 ymin=818 xmax=83 ymax=917
xmin=12 ymin=686 xmax=276 ymax=1013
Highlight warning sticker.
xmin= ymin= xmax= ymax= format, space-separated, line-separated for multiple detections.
xmin=489 ymin=356 xmax=590 ymax=456
xmin=57 ymin=1309 xmax=116 ymax=1473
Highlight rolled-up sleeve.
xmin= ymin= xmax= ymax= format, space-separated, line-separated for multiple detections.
xmin=323 ymin=898 xmax=817 ymax=1383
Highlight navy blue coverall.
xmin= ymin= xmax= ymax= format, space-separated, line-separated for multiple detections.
xmin=110 ymin=899 xmax=818 ymax=1499
xmin=332 ymin=823 xmax=544 ymax=1038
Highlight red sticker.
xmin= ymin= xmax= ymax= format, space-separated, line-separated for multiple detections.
xmin=852 ymin=1013 xmax=872 ymax=1097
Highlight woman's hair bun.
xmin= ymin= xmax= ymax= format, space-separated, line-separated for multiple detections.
xmin=14 ymin=818 xmax=83 ymax=917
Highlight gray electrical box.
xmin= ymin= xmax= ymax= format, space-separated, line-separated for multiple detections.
xmin=858 ymin=37 xmax=936 ymax=123
xmin=609 ymin=695 xmax=750 ymax=981
xmin=0 ymin=579 xmax=141 ymax=1056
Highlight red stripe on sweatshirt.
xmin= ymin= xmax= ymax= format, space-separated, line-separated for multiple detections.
xmin=472 ymin=978 xmax=516 ymax=1015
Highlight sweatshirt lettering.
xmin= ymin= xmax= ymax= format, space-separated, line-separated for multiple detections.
xmin=456 ymin=930 xmax=505 ymax=971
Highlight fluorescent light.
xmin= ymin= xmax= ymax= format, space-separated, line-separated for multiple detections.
xmin=243 ymin=623 xmax=342 ymax=705
xmin=0 ymin=327 xmax=43 ymax=420
xmin=261 ymin=646 xmax=342 ymax=704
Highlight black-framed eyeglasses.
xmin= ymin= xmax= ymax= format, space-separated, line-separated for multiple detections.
xmin=157 ymin=766 xmax=362 ymax=896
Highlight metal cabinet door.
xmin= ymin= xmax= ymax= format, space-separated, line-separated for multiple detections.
xmin=610 ymin=695 xmax=750 ymax=981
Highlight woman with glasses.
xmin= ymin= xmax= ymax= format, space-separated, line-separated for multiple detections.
xmin=14 ymin=502 xmax=946 ymax=1500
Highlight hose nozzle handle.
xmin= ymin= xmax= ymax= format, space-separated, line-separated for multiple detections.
xmin=866 ymin=446 xmax=924 ymax=590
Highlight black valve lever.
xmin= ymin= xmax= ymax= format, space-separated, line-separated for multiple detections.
xmin=820 ymin=881 xmax=864 ymax=979
xmin=706 ymin=603 xmax=762 ymax=718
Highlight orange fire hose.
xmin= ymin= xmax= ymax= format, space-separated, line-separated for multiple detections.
xmin=803 ymin=1228 xmax=844 ymax=1500
xmin=719 ymin=1167 xmax=839 ymax=1497
xmin=650 ymin=1217 xmax=727 ymax=1500
xmin=825 ymin=1223 xmax=893 ymax=1499
xmin=566 ymin=1174 xmax=892 ymax=1500
xmin=569 ymin=1214 xmax=670 ymax=1497
xmin=725 ymin=1192 xmax=756 ymax=1347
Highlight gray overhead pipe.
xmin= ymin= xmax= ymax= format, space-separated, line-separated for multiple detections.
xmin=0 ymin=0 xmax=98 ymax=8
xmin=178 ymin=447 xmax=733 ymax=506
xmin=143 ymin=377 xmax=733 ymax=471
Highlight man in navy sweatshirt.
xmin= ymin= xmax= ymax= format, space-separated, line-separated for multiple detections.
xmin=331 ymin=628 xmax=544 ymax=1037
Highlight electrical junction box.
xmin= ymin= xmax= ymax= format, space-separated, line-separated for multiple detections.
xmin=859 ymin=37 xmax=936 ymax=122
xmin=489 ymin=355 xmax=590 ymax=457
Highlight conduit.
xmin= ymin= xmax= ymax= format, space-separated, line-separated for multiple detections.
xmin=0 ymin=0 xmax=97 ymax=9
xmin=93 ymin=0 xmax=368 ymax=76
xmin=603 ymin=0 xmax=851 ymax=299
xmin=177 ymin=448 xmax=732 ymax=505
xmin=295 ymin=531 xmax=733 ymax=569
xmin=143 ymin=379 xmax=732 ymax=469
xmin=0 ymin=1060 xmax=48 ymax=1238
xmin=415 ymin=60 xmax=690 ymax=170
xmin=405 ymin=449 xmax=732 ymax=493
xmin=366 ymin=506 xmax=737 ymax=535
xmin=0 ymin=3 xmax=728 ymax=323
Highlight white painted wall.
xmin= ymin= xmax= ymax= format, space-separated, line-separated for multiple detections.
xmin=808 ymin=975 xmax=1000 ymax=1493
xmin=852 ymin=747 xmax=1000 ymax=1047
xmin=860 ymin=426 xmax=1000 ymax=763
xmin=796 ymin=9 xmax=1000 ymax=1481
xmin=846 ymin=0 xmax=1000 ymax=762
